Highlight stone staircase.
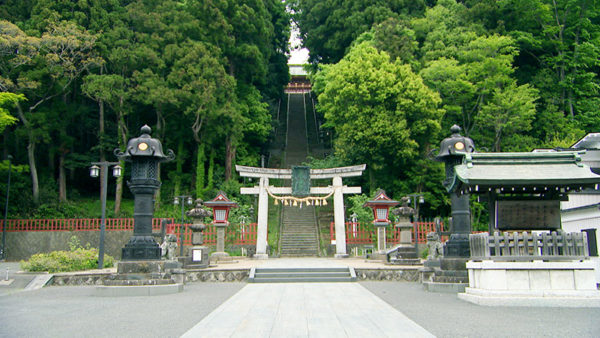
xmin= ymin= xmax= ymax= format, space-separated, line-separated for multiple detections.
xmin=285 ymin=93 xmax=308 ymax=166
xmin=248 ymin=267 xmax=356 ymax=283
xmin=279 ymin=205 xmax=319 ymax=256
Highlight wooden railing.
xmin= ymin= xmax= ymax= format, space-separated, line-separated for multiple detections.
xmin=470 ymin=231 xmax=589 ymax=261
xmin=331 ymin=220 xmax=447 ymax=245
xmin=0 ymin=218 xmax=168 ymax=232
xmin=0 ymin=218 xmax=259 ymax=247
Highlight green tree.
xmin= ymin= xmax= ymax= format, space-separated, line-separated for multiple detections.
xmin=411 ymin=2 xmax=540 ymax=151
xmin=313 ymin=42 xmax=443 ymax=191
xmin=0 ymin=92 xmax=23 ymax=132
xmin=291 ymin=0 xmax=426 ymax=64
xmin=475 ymin=83 xmax=539 ymax=151
xmin=500 ymin=0 xmax=600 ymax=117
xmin=1 ymin=20 xmax=100 ymax=205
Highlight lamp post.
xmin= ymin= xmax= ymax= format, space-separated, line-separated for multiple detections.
xmin=1 ymin=155 xmax=12 ymax=260
xmin=364 ymin=190 xmax=399 ymax=256
xmin=89 ymin=161 xmax=122 ymax=269
xmin=174 ymin=195 xmax=193 ymax=256
xmin=350 ymin=212 xmax=358 ymax=238
xmin=405 ymin=193 xmax=425 ymax=245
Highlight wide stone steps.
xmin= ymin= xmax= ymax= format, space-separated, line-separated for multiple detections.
xmin=248 ymin=268 xmax=356 ymax=283
xmin=279 ymin=204 xmax=320 ymax=257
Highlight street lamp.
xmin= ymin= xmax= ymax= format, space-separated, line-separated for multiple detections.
xmin=1 ymin=155 xmax=12 ymax=260
xmin=174 ymin=195 xmax=193 ymax=256
xmin=405 ymin=193 xmax=425 ymax=221
xmin=89 ymin=161 xmax=122 ymax=269
xmin=405 ymin=193 xmax=425 ymax=248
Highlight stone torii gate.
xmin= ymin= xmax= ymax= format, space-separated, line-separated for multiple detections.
xmin=236 ymin=164 xmax=366 ymax=259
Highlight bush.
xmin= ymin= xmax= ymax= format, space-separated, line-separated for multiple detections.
xmin=20 ymin=237 xmax=114 ymax=273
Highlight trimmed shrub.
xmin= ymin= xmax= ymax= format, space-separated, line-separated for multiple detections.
xmin=20 ymin=238 xmax=115 ymax=273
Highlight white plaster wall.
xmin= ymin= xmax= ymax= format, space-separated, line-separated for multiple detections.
xmin=561 ymin=200 xmax=600 ymax=282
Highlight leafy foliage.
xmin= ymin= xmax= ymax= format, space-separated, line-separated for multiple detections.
xmin=0 ymin=0 xmax=289 ymax=217
xmin=20 ymin=236 xmax=114 ymax=272
xmin=313 ymin=42 xmax=443 ymax=193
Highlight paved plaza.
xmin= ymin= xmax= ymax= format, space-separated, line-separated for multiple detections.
xmin=0 ymin=259 xmax=599 ymax=337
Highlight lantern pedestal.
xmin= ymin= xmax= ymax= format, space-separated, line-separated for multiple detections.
xmin=178 ymin=223 xmax=209 ymax=269
xmin=122 ymin=180 xmax=162 ymax=260
xmin=375 ymin=223 xmax=388 ymax=255
xmin=179 ymin=247 xmax=209 ymax=269
xmin=443 ymin=193 xmax=471 ymax=259
xmin=210 ymin=225 xmax=232 ymax=262
xmin=386 ymin=222 xmax=419 ymax=263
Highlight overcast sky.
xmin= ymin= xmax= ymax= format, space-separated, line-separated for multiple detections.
xmin=288 ymin=22 xmax=309 ymax=64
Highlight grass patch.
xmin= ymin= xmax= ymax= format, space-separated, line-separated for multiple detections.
xmin=267 ymin=197 xmax=281 ymax=255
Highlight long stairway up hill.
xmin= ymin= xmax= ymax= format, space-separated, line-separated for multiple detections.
xmin=278 ymin=93 xmax=320 ymax=257
xmin=285 ymin=93 xmax=308 ymax=166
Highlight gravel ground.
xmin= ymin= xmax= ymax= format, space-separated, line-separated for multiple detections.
xmin=1 ymin=268 xmax=599 ymax=338
xmin=0 ymin=283 xmax=245 ymax=338
xmin=361 ymin=281 xmax=600 ymax=338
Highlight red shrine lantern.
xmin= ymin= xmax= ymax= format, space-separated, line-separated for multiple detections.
xmin=363 ymin=190 xmax=399 ymax=226
xmin=204 ymin=192 xmax=239 ymax=226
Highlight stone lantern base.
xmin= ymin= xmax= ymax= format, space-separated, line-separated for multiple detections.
xmin=210 ymin=251 xmax=233 ymax=262
xmin=178 ymin=246 xmax=210 ymax=269
xmin=122 ymin=235 xmax=161 ymax=260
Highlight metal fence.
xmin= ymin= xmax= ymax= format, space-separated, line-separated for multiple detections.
xmin=470 ymin=231 xmax=589 ymax=261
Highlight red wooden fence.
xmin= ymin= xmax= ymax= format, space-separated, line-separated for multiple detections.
xmin=0 ymin=218 xmax=259 ymax=246
xmin=331 ymin=221 xmax=448 ymax=244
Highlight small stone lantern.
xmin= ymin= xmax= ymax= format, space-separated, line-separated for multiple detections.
xmin=364 ymin=190 xmax=399 ymax=257
xmin=183 ymin=199 xmax=212 ymax=268
xmin=204 ymin=192 xmax=238 ymax=261
xmin=115 ymin=125 xmax=174 ymax=260
xmin=392 ymin=197 xmax=415 ymax=244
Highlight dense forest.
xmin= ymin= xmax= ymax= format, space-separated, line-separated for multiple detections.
xmin=0 ymin=0 xmax=290 ymax=218
xmin=293 ymin=0 xmax=600 ymax=219
xmin=1 ymin=0 xmax=599 ymax=221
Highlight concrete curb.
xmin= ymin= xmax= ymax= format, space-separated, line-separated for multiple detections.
xmin=94 ymin=283 xmax=184 ymax=297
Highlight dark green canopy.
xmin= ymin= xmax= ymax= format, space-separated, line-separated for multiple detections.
xmin=448 ymin=151 xmax=600 ymax=193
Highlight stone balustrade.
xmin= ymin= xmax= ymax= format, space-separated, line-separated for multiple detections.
xmin=470 ymin=231 xmax=589 ymax=261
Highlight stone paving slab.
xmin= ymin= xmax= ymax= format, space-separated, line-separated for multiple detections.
xmin=182 ymin=283 xmax=434 ymax=338
xmin=205 ymin=257 xmax=421 ymax=271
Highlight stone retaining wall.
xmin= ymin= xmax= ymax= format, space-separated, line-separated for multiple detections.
xmin=186 ymin=270 xmax=249 ymax=282
xmin=49 ymin=268 xmax=419 ymax=286
xmin=51 ymin=273 xmax=112 ymax=286
xmin=354 ymin=269 xmax=419 ymax=282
